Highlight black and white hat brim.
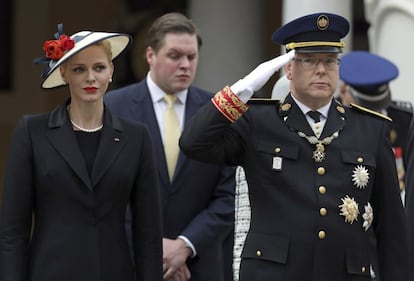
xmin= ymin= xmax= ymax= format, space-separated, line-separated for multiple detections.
xmin=41 ymin=31 xmax=131 ymax=89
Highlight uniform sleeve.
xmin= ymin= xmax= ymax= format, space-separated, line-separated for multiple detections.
xmin=179 ymin=86 xmax=249 ymax=166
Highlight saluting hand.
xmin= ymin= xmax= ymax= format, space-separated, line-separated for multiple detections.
xmin=231 ymin=49 xmax=295 ymax=102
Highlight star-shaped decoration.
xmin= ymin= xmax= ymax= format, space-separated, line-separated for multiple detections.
xmin=339 ymin=195 xmax=360 ymax=224
xmin=352 ymin=165 xmax=369 ymax=189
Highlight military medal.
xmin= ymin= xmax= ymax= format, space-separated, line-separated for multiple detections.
xmin=338 ymin=195 xmax=359 ymax=224
xmin=298 ymin=131 xmax=340 ymax=162
xmin=362 ymin=202 xmax=373 ymax=231
xmin=313 ymin=143 xmax=325 ymax=162
xmin=352 ymin=165 xmax=369 ymax=189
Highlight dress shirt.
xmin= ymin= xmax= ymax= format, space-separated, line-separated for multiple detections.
xmin=146 ymin=73 xmax=197 ymax=257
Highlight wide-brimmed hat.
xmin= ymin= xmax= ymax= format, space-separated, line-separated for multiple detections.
xmin=35 ymin=24 xmax=131 ymax=89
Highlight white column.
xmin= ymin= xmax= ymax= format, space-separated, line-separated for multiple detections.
xmin=282 ymin=0 xmax=352 ymax=96
xmin=282 ymin=0 xmax=353 ymax=53
xmin=188 ymin=0 xmax=266 ymax=93
xmin=365 ymin=0 xmax=414 ymax=104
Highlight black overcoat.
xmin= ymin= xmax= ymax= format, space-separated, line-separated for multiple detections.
xmin=0 ymin=101 xmax=163 ymax=281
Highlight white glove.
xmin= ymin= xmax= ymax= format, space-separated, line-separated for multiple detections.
xmin=231 ymin=50 xmax=295 ymax=102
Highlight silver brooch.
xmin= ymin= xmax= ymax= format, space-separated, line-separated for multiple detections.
xmin=352 ymin=165 xmax=370 ymax=189
xmin=339 ymin=195 xmax=360 ymax=224
xmin=362 ymin=202 xmax=373 ymax=231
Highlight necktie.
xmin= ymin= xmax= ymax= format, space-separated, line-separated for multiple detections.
xmin=308 ymin=111 xmax=321 ymax=123
xmin=164 ymin=95 xmax=180 ymax=181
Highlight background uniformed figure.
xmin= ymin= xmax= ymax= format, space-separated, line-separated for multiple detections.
xmin=403 ymin=107 xmax=414 ymax=281
xmin=339 ymin=50 xmax=413 ymax=202
xmin=179 ymin=12 xmax=408 ymax=281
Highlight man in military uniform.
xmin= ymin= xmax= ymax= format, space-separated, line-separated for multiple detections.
xmin=179 ymin=12 xmax=408 ymax=281
xmin=339 ymin=51 xmax=413 ymax=202
xmin=404 ymin=105 xmax=414 ymax=281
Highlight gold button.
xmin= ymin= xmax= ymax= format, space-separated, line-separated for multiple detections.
xmin=317 ymin=167 xmax=325 ymax=175
xmin=274 ymin=147 xmax=281 ymax=153
xmin=319 ymin=185 xmax=326 ymax=194
xmin=320 ymin=208 xmax=327 ymax=216
xmin=318 ymin=231 xmax=326 ymax=239
xmin=361 ymin=266 xmax=366 ymax=273
xmin=357 ymin=157 xmax=364 ymax=163
xmin=256 ymin=250 xmax=262 ymax=257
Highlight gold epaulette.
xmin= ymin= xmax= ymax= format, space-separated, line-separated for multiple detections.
xmin=247 ymin=98 xmax=279 ymax=104
xmin=350 ymin=103 xmax=392 ymax=122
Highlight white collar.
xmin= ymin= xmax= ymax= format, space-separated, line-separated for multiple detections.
xmin=146 ymin=72 xmax=188 ymax=104
xmin=291 ymin=95 xmax=331 ymax=119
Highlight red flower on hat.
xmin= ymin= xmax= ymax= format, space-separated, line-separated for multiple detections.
xmin=43 ymin=34 xmax=75 ymax=61
xmin=59 ymin=35 xmax=75 ymax=51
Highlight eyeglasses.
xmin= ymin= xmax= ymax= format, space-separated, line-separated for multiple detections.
xmin=293 ymin=57 xmax=340 ymax=71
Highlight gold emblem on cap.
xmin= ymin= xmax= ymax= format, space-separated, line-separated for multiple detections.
xmin=281 ymin=103 xmax=291 ymax=111
xmin=317 ymin=15 xmax=329 ymax=30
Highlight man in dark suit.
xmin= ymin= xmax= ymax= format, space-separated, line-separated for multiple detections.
xmin=105 ymin=13 xmax=235 ymax=281
xmin=339 ymin=50 xmax=413 ymax=203
xmin=179 ymin=12 xmax=408 ymax=281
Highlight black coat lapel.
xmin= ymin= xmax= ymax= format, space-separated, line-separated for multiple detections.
xmin=46 ymin=101 xmax=92 ymax=189
xmin=320 ymin=100 xmax=346 ymax=139
xmin=90 ymin=109 xmax=126 ymax=187
xmin=173 ymin=88 xmax=207 ymax=182
xmin=133 ymin=82 xmax=170 ymax=185
xmin=281 ymin=94 xmax=315 ymax=136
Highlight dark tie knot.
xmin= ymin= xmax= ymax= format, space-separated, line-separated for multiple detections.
xmin=308 ymin=111 xmax=321 ymax=123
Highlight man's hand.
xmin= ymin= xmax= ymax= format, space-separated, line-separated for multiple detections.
xmin=163 ymin=238 xmax=192 ymax=280
xmin=231 ymin=50 xmax=295 ymax=102
xmin=165 ymin=264 xmax=191 ymax=281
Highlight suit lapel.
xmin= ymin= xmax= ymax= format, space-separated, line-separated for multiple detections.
xmin=135 ymin=83 xmax=208 ymax=185
xmin=46 ymin=101 xmax=92 ymax=189
xmin=47 ymin=101 xmax=130 ymax=190
xmin=281 ymin=95 xmax=315 ymax=136
xmin=280 ymin=95 xmax=346 ymax=139
xmin=90 ymin=109 xmax=126 ymax=187
xmin=132 ymin=82 xmax=171 ymax=186
xmin=320 ymin=100 xmax=346 ymax=139
xmin=172 ymin=88 xmax=206 ymax=182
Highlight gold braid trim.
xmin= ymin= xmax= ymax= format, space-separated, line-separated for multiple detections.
xmin=350 ymin=103 xmax=392 ymax=122
xmin=286 ymin=41 xmax=345 ymax=50
xmin=212 ymin=86 xmax=249 ymax=122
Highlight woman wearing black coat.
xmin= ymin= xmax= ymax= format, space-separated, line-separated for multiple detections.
xmin=0 ymin=25 xmax=163 ymax=281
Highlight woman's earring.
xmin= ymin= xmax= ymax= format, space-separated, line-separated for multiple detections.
xmin=109 ymin=78 xmax=113 ymax=83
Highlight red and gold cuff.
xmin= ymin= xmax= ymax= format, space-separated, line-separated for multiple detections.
xmin=211 ymin=86 xmax=249 ymax=122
